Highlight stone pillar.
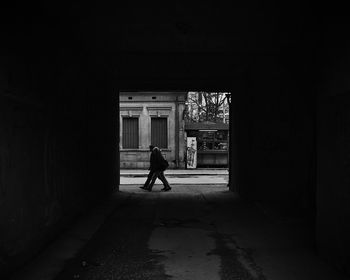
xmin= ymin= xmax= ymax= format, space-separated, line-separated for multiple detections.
xmin=175 ymin=96 xmax=179 ymax=168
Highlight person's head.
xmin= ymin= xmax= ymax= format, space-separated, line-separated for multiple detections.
xmin=149 ymin=145 xmax=155 ymax=151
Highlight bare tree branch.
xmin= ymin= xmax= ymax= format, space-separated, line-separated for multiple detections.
xmin=185 ymin=92 xmax=228 ymax=123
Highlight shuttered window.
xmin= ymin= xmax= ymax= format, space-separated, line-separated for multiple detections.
xmin=151 ymin=118 xmax=167 ymax=148
xmin=122 ymin=117 xmax=139 ymax=149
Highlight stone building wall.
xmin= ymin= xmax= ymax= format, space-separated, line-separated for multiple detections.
xmin=119 ymin=91 xmax=186 ymax=169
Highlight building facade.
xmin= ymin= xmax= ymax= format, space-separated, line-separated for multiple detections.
xmin=119 ymin=91 xmax=187 ymax=169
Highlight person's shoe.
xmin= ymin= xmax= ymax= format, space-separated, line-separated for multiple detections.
xmin=161 ymin=187 xmax=171 ymax=191
xmin=140 ymin=186 xmax=151 ymax=191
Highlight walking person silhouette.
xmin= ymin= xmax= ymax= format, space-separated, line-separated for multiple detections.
xmin=140 ymin=145 xmax=171 ymax=191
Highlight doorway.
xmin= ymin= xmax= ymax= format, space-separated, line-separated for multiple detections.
xmin=117 ymin=90 xmax=233 ymax=192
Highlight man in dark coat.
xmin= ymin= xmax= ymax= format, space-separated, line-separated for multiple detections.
xmin=140 ymin=145 xmax=171 ymax=191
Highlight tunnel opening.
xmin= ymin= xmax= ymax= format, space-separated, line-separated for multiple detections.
xmin=117 ymin=90 xmax=232 ymax=193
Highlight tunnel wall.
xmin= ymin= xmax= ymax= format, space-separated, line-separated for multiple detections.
xmin=317 ymin=92 xmax=350 ymax=274
xmin=234 ymin=57 xmax=316 ymax=217
xmin=0 ymin=22 xmax=117 ymax=277
xmin=232 ymin=12 xmax=350 ymax=273
xmin=315 ymin=16 xmax=350 ymax=274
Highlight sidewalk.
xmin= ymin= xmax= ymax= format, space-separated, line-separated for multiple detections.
xmin=120 ymin=168 xmax=228 ymax=176
xmin=120 ymin=169 xmax=229 ymax=185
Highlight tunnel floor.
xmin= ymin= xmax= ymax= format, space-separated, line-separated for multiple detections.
xmin=12 ymin=185 xmax=349 ymax=280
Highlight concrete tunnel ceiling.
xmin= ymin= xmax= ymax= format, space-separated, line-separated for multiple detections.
xmin=32 ymin=1 xmax=319 ymax=84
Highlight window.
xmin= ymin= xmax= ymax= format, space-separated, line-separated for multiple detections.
xmin=151 ymin=118 xmax=167 ymax=148
xmin=122 ymin=117 xmax=138 ymax=148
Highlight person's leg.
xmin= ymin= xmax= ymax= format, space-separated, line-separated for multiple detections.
xmin=158 ymin=171 xmax=171 ymax=190
xmin=147 ymin=170 xmax=159 ymax=190
xmin=141 ymin=170 xmax=155 ymax=190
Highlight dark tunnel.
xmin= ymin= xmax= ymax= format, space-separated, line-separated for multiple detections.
xmin=1 ymin=1 xmax=350 ymax=278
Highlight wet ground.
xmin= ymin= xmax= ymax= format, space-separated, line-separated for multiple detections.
xmin=54 ymin=185 xmax=266 ymax=280
xmin=10 ymin=180 xmax=350 ymax=280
